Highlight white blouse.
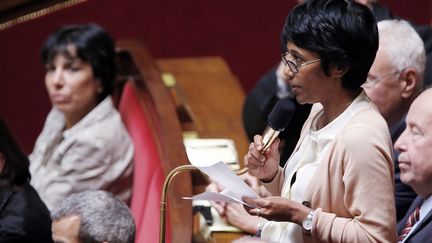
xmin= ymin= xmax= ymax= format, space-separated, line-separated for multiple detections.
xmin=262 ymin=91 xmax=370 ymax=243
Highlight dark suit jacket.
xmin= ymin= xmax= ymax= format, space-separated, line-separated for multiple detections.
xmin=397 ymin=196 xmax=432 ymax=243
xmin=0 ymin=182 xmax=53 ymax=243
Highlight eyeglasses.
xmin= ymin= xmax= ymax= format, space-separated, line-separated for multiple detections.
xmin=364 ymin=70 xmax=401 ymax=87
xmin=281 ymin=51 xmax=321 ymax=74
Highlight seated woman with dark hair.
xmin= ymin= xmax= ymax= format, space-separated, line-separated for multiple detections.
xmin=0 ymin=118 xmax=53 ymax=243
xmin=29 ymin=23 xmax=134 ymax=211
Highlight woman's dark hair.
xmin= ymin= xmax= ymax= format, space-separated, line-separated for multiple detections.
xmin=283 ymin=0 xmax=378 ymax=91
xmin=41 ymin=23 xmax=116 ymax=101
xmin=0 ymin=118 xmax=31 ymax=190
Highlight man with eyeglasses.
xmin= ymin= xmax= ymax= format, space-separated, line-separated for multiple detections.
xmin=363 ymin=19 xmax=426 ymax=222
xmin=357 ymin=0 xmax=432 ymax=88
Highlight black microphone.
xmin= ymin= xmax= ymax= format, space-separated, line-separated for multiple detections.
xmin=261 ymin=98 xmax=296 ymax=153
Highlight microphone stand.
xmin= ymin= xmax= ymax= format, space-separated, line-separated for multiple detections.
xmin=159 ymin=164 xmax=249 ymax=243
xmin=159 ymin=165 xmax=198 ymax=243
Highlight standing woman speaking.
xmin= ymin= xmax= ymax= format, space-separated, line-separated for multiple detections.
xmin=243 ymin=0 xmax=396 ymax=242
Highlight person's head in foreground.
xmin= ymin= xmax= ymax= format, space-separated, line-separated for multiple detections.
xmin=51 ymin=190 xmax=136 ymax=243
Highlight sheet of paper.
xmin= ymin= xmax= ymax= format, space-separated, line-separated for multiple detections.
xmin=183 ymin=161 xmax=259 ymax=207
xmin=183 ymin=190 xmax=242 ymax=204
xmin=184 ymin=138 xmax=240 ymax=170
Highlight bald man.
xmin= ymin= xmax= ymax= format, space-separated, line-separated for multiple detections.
xmin=394 ymin=88 xmax=432 ymax=242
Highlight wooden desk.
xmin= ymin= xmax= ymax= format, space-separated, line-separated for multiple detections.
xmin=157 ymin=57 xmax=249 ymax=243
xmin=156 ymin=56 xmax=249 ymax=160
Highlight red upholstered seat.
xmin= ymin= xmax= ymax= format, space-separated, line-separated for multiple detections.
xmin=119 ymin=81 xmax=171 ymax=243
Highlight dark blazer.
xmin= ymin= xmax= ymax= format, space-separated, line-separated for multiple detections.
xmin=397 ymin=196 xmax=432 ymax=243
xmin=0 ymin=182 xmax=53 ymax=243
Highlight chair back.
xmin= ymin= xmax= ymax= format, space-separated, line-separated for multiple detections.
xmin=115 ymin=40 xmax=192 ymax=243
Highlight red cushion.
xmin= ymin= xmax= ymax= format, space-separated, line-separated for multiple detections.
xmin=119 ymin=82 xmax=171 ymax=243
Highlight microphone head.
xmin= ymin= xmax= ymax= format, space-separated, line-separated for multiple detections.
xmin=267 ymin=98 xmax=296 ymax=131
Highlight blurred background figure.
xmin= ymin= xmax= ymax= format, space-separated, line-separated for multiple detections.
xmin=0 ymin=118 xmax=53 ymax=243
xmin=363 ymin=19 xmax=426 ymax=222
xmin=394 ymin=88 xmax=432 ymax=242
xmin=29 ymin=23 xmax=134 ymax=211
xmin=357 ymin=0 xmax=432 ymax=87
xmin=51 ymin=190 xmax=136 ymax=243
